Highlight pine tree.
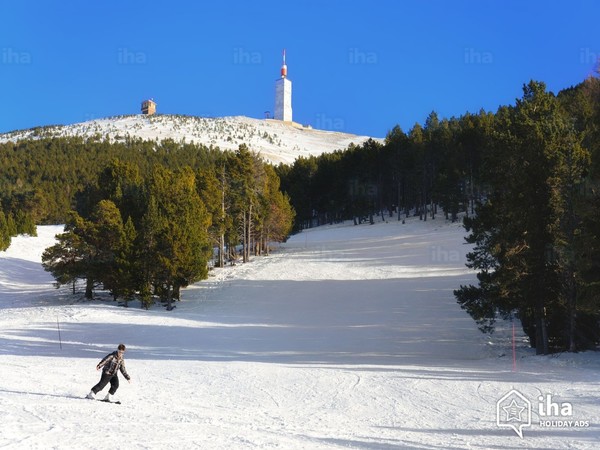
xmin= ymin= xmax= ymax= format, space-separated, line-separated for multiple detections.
xmin=227 ymin=145 xmax=260 ymax=263
xmin=276 ymin=156 xmax=318 ymax=230
xmin=0 ymin=211 xmax=10 ymax=251
xmin=115 ymin=216 xmax=138 ymax=306
xmin=15 ymin=210 xmax=36 ymax=236
xmin=137 ymin=195 xmax=163 ymax=309
xmin=42 ymin=213 xmax=91 ymax=295
xmin=145 ymin=165 xmax=211 ymax=309
xmin=455 ymin=81 xmax=592 ymax=353
xmin=259 ymin=165 xmax=295 ymax=254
xmin=196 ymin=164 xmax=225 ymax=266
xmin=90 ymin=200 xmax=126 ymax=300
xmin=6 ymin=213 xmax=17 ymax=237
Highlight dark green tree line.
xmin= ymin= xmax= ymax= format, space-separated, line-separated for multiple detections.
xmin=454 ymin=82 xmax=592 ymax=353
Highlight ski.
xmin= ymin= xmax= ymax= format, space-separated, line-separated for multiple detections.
xmin=83 ymin=396 xmax=121 ymax=404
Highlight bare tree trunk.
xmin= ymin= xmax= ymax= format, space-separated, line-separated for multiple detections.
xmin=535 ymin=299 xmax=549 ymax=355
xmin=246 ymin=203 xmax=253 ymax=263
xmin=219 ymin=166 xmax=226 ymax=268
xmin=567 ymin=275 xmax=577 ymax=352
xmin=397 ymin=182 xmax=402 ymax=221
xmin=242 ymin=212 xmax=247 ymax=263
xmin=264 ymin=232 xmax=270 ymax=256
xmin=85 ymin=277 xmax=94 ymax=299
xmin=166 ymin=285 xmax=173 ymax=311
xmin=564 ymin=168 xmax=579 ymax=352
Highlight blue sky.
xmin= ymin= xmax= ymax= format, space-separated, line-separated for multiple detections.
xmin=1 ymin=0 xmax=598 ymax=137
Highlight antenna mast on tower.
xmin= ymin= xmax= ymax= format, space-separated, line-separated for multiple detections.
xmin=281 ymin=48 xmax=288 ymax=78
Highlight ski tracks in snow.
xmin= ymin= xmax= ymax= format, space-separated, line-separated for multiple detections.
xmin=2 ymin=222 xmax=600 ymax=449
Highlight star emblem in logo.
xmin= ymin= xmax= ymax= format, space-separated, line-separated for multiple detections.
xmin=502 ymin=399 xmax=527 ymax=422
xmin=496 ymin=389 xmax=532 ymax=438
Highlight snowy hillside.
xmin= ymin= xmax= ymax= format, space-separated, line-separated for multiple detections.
xmin=1 ymin=218 xmax=599 ymax=449
xmin=0 ymin=115 xmax=379 ymax=165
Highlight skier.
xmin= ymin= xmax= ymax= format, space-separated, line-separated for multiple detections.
xmin=86 ymin=343 xmax=131 ymax=402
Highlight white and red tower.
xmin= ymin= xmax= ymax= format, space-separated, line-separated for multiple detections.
xmin=274 ymin=49 xmax=292 ymax=122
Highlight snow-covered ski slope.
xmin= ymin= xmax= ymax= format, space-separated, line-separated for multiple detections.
xmin=0 ymin=115 xmax=379 ymax=165
xmin=0 ymin=218 xmax=598 ymax=449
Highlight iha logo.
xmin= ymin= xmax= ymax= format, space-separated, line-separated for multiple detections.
xmin=496 ymin=390 xmax=531 ymax=439
xmin=537 ymin=394 xmax=589 ymax=429
xmin=430 ymin=245 xmax=460 ymax=263
xmin=2 ymin=47 xmax=31 ymax=65
xmin=497 ymin=390 xmax=589 ymax=438
xmin=537 ymin=394 xmax=572 ymax=417
xmin=232 ymin=47 xmax=262 ymax=65
xmin=348 ymin=47 xmax=378 ymax=65
xmin=117 ymin=48 xmax=147 ymax=65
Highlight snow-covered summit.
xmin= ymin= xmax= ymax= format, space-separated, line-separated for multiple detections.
xmin=0 ymin=115 xmax=381 ymax=165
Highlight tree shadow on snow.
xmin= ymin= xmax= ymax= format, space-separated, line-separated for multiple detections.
xmin=0 ymin=277 xmax=537 ymax=382
xmin=0 ymin=277 xmax=526 ymax=382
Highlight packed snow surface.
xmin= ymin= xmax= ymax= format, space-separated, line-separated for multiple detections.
xmin=0 ymin=218 xmax=598 ymax=449
xmin=0 ymin=115 xmax=379 ymax=165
